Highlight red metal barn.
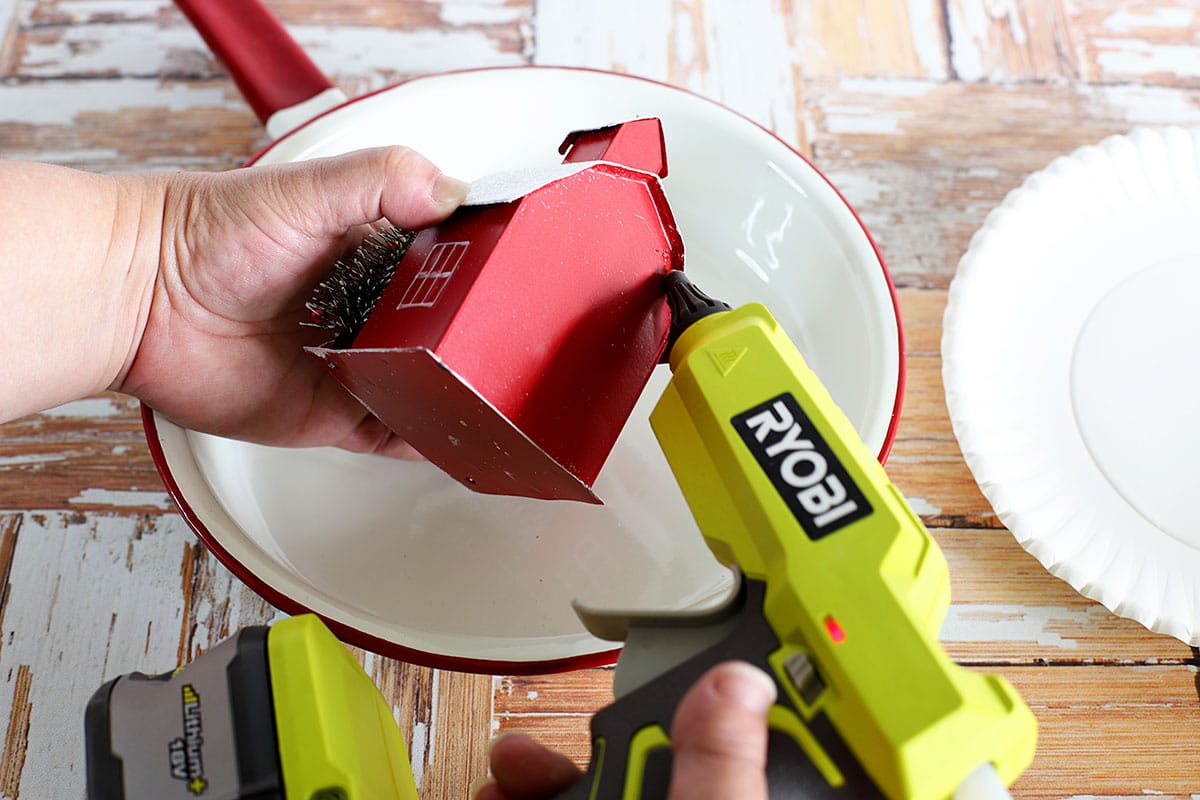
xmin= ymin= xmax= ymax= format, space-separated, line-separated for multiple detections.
xmin=310 ymin=119 xmax=683 ymax=503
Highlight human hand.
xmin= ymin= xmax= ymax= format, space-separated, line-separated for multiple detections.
xmin=474 ymin=661 xmax=775 ymax=800
xmin=116 ymin=147 xmax=468 ymax=455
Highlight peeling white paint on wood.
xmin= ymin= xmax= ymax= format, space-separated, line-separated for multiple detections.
xmin=0 ymin=80 xmax=241 ymax=126
xmin=437 ymin=0 xmax=529 ymax=27
xmin=40 ymin=398 xmax=126 ymax=419
xmin=533 ymin=0 xmax=806 ymax=149
xmin=821 ymin=170 xmax=888 ymax=206
xmin=1090 ymin=82 xmax=1200 ymax=125
xmin=409 ymin=719 xmax=429 ymax=789
xmin=13 ymin=0 xmax=171 ymax=25
xmin=69 ymin=488 xmax=172 ymax=508
xmin=908 ymin=0 xmax=952 ymax=78
xmin=812 ymin=78 xmax=933 ymax=139
xmin=674 ymin=0 xmax=805 ymax=148
xmin=17 ymin=22 xmax=206 ymax=77
xmin=1092 ymin=36 xmax=1200 ymax=79
xmin=0 ymin=453 xmax=69 ymax=467
xmin=945 ymin=0 xmax=1060 ymax=82
xmin=0 ymin=146 xmax=122 ymax=164
xmin=532 ymin=1 xmax=672 ymax=78
xmin=838 ymin=76 xmax=941 ymax=98
xmin=941 ymin=603 xmax=1118 ymax=648
xmin=0 ymin=513 xmax=274 ymax=798
xmin=1101 ymin=7 xmax=1197 ymax=33
xmin=790 ymin=0 xmax=950 ymax=81
xmin=820 ymin=103 xmax=915 ymax=135
xmin=905 ymin=496 xmax=943 ymax=517
xmin=291 ymin=25 xmax=529 ymax=88
xmin=946 ymin=1 xmax=992 ymax=81
xmin=10 ymin=23 xmax=525 ymax=86
xmin=426 ymin=667 xmax=440 ymax=768
xmin=0 ymin=0 xmax=15 ymax=35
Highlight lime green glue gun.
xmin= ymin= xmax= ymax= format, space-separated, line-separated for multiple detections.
xmin=559 ymin=272 xmax=1036 ymax=800
xmin=82 ymin=270 xmax=1036 ymax=800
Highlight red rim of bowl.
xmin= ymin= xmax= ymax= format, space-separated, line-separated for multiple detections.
xmin=141 ymin=65 xmax=906 ymax=675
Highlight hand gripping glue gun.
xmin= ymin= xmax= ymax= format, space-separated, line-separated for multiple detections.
xmin=553 ymin=271 xmax=1037 ymax=800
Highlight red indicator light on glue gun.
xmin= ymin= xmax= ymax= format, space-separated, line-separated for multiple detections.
xmin=824 ymin=615 xmax=847 ymax=643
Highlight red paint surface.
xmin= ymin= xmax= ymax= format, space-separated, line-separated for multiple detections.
xmin=560 ymin=118 xmax=670 ymax=178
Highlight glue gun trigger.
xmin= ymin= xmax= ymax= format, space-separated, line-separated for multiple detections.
xmin=571 ymin=569 xmax=745 ymax=700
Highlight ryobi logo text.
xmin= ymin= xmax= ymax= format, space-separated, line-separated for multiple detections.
xmin=733 ymin=393 xmax=872 ymax=539
xmin=168 ymin=684 xmax=208 ymax=795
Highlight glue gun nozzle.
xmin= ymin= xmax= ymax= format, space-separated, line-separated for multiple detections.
xmin=665 ymin=271 xmax=733 ymax=353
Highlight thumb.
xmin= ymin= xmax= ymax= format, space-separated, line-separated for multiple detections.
xmin=284 ymin=145 xmax=471 ymax=233
xmin=668 ymin=662 xmax=775 ymax=800
xmin=166 ymin=146 xmax=470 ymax=321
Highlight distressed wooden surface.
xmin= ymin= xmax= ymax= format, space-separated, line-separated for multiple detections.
xmin=2 ymin=1 xmax=1200 ymax=798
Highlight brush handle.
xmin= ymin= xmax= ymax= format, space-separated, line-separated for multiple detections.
xmin=175 ymin=0 xmax=344 ymax=134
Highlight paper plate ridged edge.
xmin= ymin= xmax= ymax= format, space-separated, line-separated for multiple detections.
xmin=942 ymin=126 xmax=1200 ymax=646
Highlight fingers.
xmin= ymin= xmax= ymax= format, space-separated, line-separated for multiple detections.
xmin=471 ymin=664 xmax=772 ymax=800
xmin=474 ymin=732 xmax=582 ymax=800
xmin=340 ymin=426 xmax=425 ymax=460
xmin=302 ymin=145 xmax=470 ymax=233
xmin=667 ymin=661 xmax=775 ymax=800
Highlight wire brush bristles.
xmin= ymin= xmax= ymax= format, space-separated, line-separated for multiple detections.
xmin=305 ymin=226 xmax=417 ymax=348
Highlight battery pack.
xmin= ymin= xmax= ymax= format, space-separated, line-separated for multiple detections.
xmin=84 ymin=615 xmax=419 ymax=800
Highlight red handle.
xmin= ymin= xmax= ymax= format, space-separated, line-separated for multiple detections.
xmin=176 ymin=0 xmax=334 ymax=124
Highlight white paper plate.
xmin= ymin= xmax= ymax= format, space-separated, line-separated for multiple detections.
xmin=943 ymin=126 xmax=1200 ymax=645
xmin=146 ymin=67 xmax=904 ymax=672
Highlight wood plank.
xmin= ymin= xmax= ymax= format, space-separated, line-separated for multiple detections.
xmin=0 ymin=663 xmax=30 ymax=799
xmin=935 ymin=525 xmax=1195 ymax=664
xmin=0 ymin=0 xmax=533 ymax=166
xmin=0 ymin=508 xmax=492 ymax=798
xmin=1004 ymin=664 xmax=1200 ymax=797
xmin=0 ymin=515 xmax=23 ymax=662
xmin=24 ymin=0 xmax=529 ymax=30
xmin=0 ymin=0 xmax=17 ymax=76
xmin=533 ymin=0 xmax=810 ymax=154
xmin=494 ymin=713 xmax=594 ymax=769
xmin=808 ymin=78 xmax=1200 ymax=287
xmin=791 ymin=0 xmax=949 ymax=79
xmin=355 ymin=648 xmax=495 ymax=797
xmin=0 ymin=511 xmax=276 ymax=797
xmin=497 ymin=668 xmax=614 ymax=716
xmin=1072 ymin=1 xmax=1200 ymax=87
xmin=354 ymin=651 xmax=441 ymax=792
xmin=0 ymin=79 xmax=264 ymax=170
xmin=422 ymin=669 xmax=493 ymax=797
xmin=0 ymin=394 xmax=171 ymax=515
xmin=943 ymin=0 xmax=1078 ymax=82
xmin=493 ymin=669 xmax=608 ymax=767
xmin=878 ymin=289 xmax=1002 ymax=528
xmin=492 ymin=664 xmax=1200 ymax=795
xmin=8 ymin=0 xmax=531 ymax=96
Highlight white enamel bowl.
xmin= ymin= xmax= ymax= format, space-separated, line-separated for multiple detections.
xmin=145 ymin=67 xmax=904 ymax=673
